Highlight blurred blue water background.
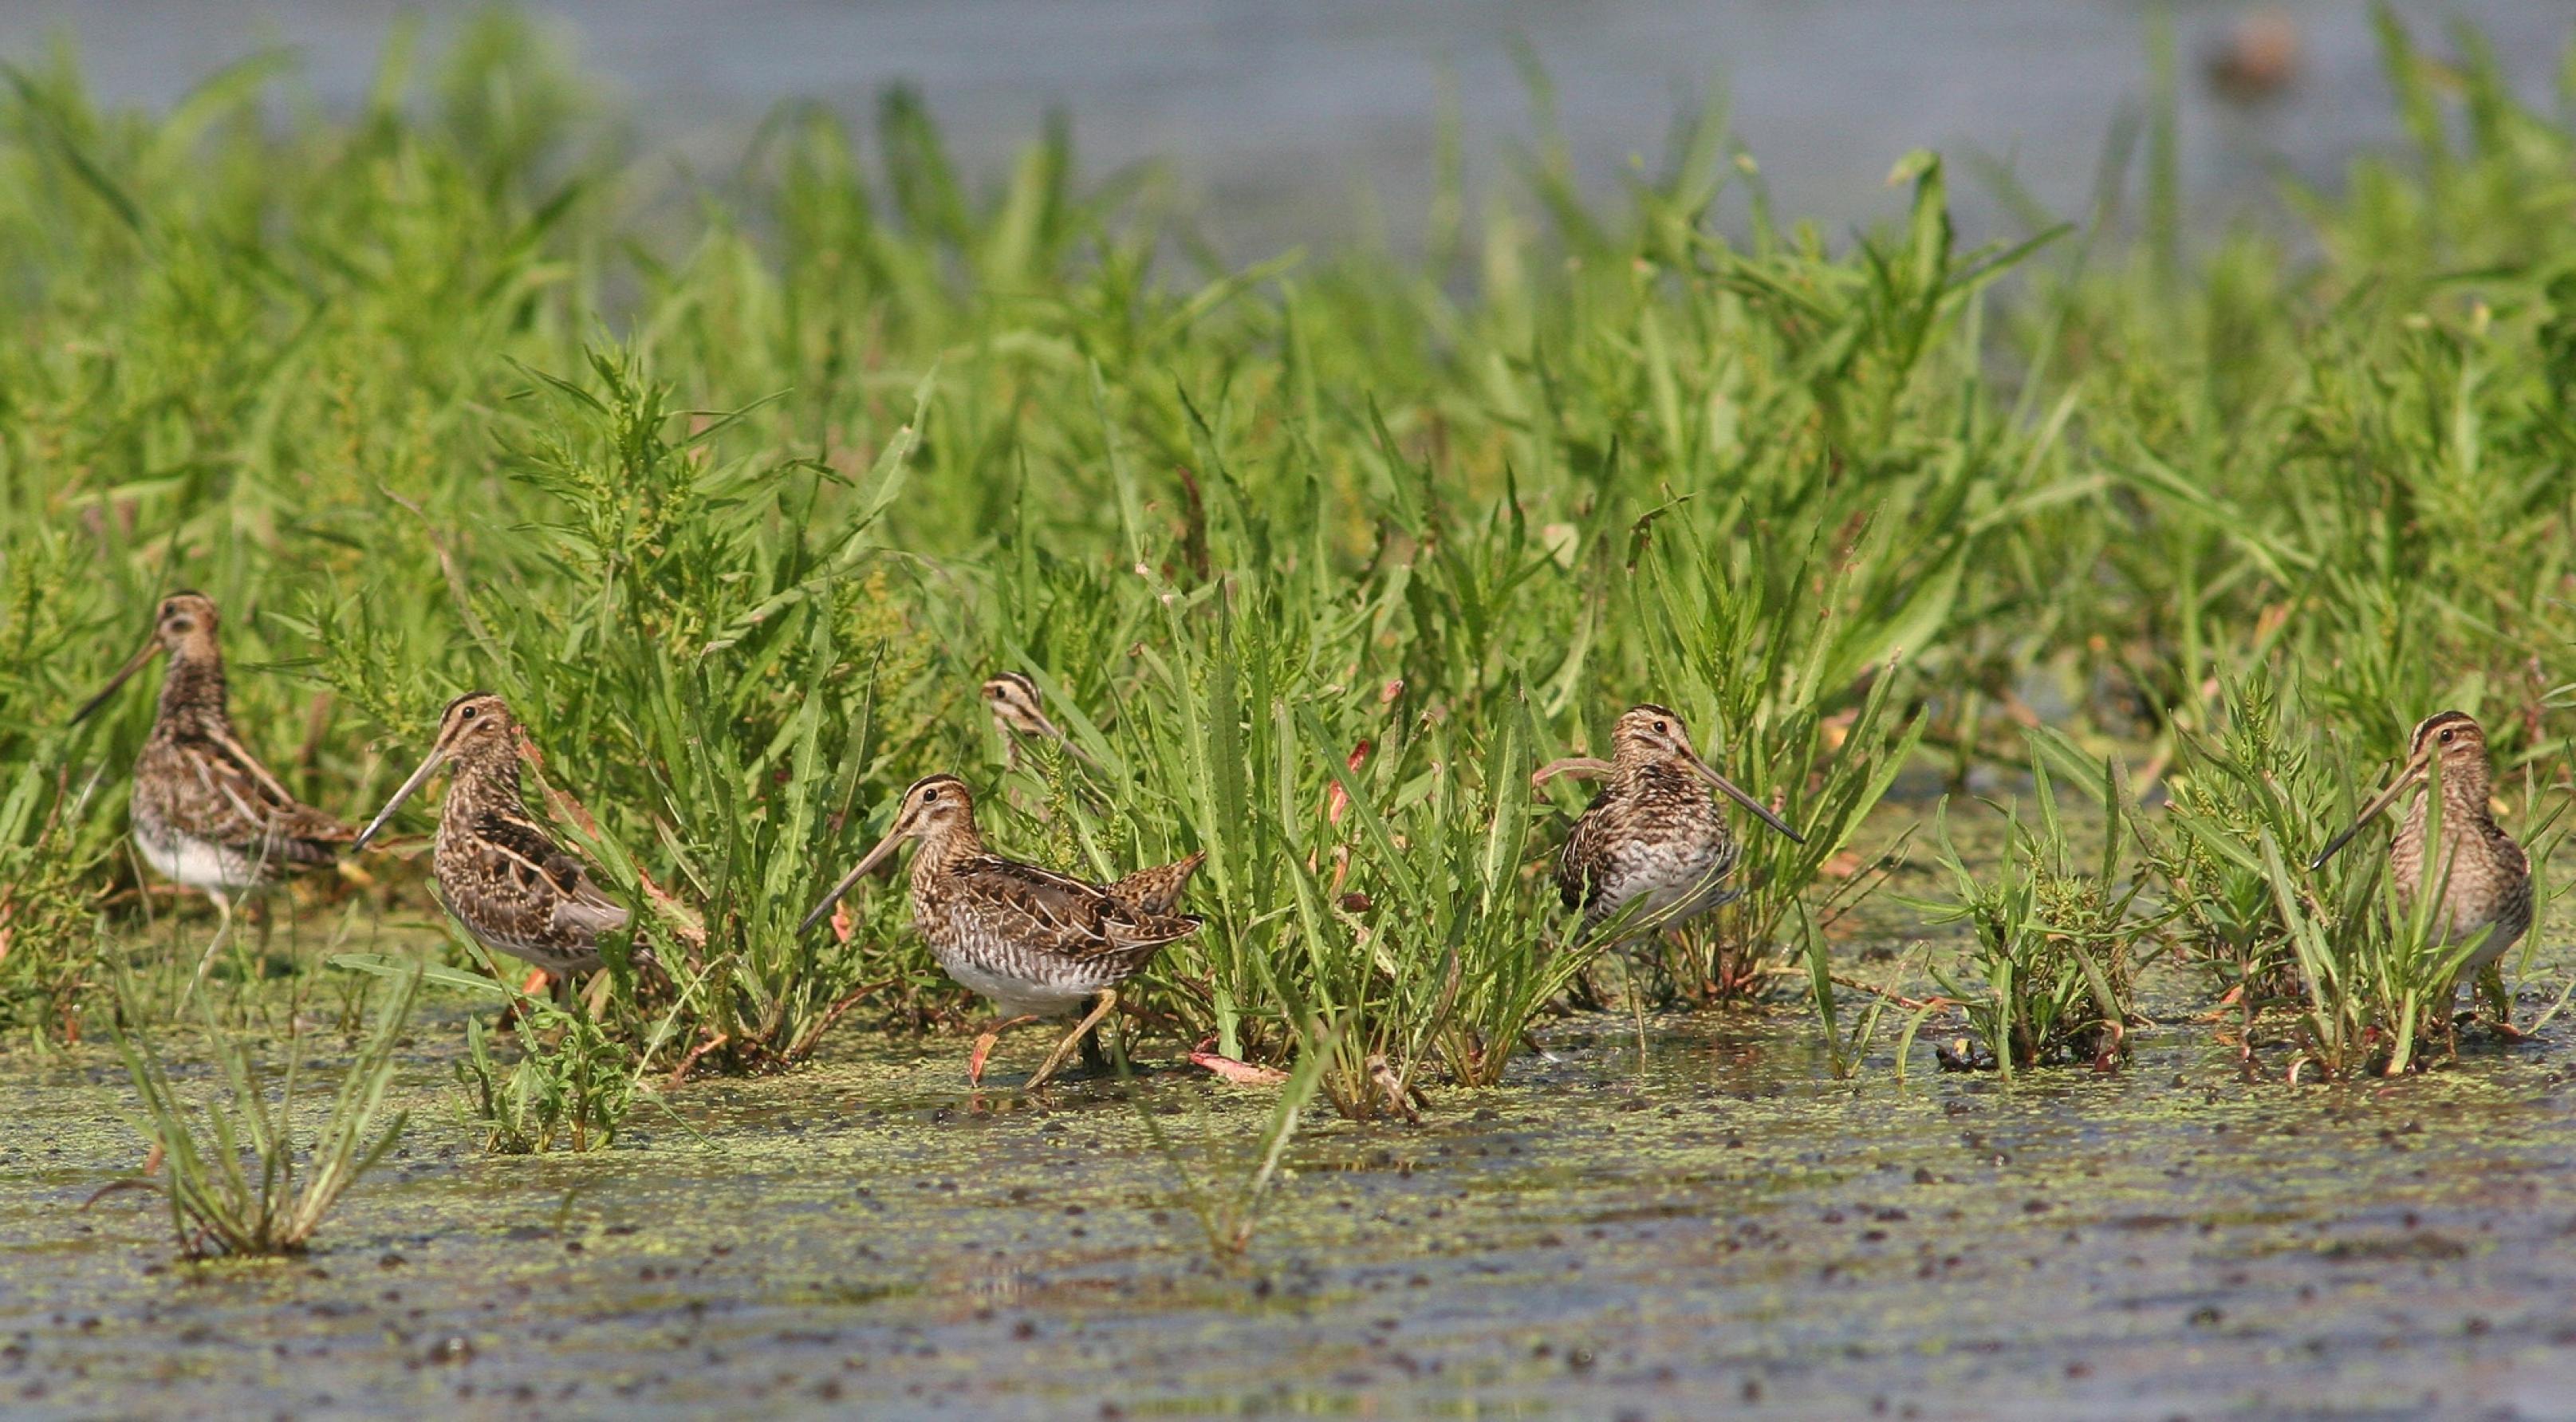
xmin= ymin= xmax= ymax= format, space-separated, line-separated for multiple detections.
xmin=4 ymin=2 xmax=2568 ymax=253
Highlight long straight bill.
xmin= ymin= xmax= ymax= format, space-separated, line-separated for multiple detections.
xmin=798 ymin=827 xmax=904 ymax=933
xmin=1022 ymin=707 xmax=1108 ymax=772
xmin=1688 ymin=754 xmax=1806 ymax=844
xmin=2310 ymin=754 xmax=2427 ymax=873
xmin=69 ymin=640 xmax=161 ymax=724
xmin=1054 ymin=733 xmax=1109 ymax=773
xmin=353 ymin=747 xmax=447 ymax=852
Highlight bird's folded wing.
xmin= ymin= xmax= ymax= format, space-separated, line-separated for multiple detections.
xmin=550 ymin=882 xmax=632 ymax=938
xmin=951 ymin=856 xmax=1190 ymax=955
xmin=175 ymin=731 xmax=351 ymax=862
xmin=1106 ymin=850 xmax=1207 ymax=916
xmin=951 ymin=856 xmax=1120 ymax=953
xmin=470 ymin=812 xmax=623 ymax=926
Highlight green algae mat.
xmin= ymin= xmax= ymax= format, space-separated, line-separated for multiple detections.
xmin=10 ymin=979 xmax=2575 ymax=1420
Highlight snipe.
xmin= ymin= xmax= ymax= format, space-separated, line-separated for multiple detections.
xmin=72 ymin=592 xmax=354 ymax=997
xmin=967 ymin=675 xmax=1208 ymax=908
xmin=1555 ymin=703 xmax=1803 ymax=942
xmin=983 ymin=671 xmax=1104 ymax=770
xmin=2312 ymin=711 xmax=2533 ymax=1038
xmin=353 ymin=693 xmax=630 ymax=984
xmin=799 ymin=774 xmax=1201 ymax=1089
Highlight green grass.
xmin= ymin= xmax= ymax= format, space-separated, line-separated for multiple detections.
xmin=107 ymin=963 xmax=419 ymax=1259
xmin=1916 ymin=745 xmax=2155 ymax=1075
xmin=5 ymin=10 xmax=2575 ymax=1089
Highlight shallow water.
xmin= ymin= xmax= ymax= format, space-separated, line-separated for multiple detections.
xmin=10 ymin=937 xmax=2576 ymax=1420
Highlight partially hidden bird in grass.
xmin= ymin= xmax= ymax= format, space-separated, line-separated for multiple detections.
xmin=2312 ymin=710 xmax=2532 ymax=1045
xmin=983 ymin=671 xmax=1105 ymax=771
xmin=800 ymin=773 xmax=1201 ymax=1089
xmin=978 ymin=670 xmax=1201 ymax=907
xmin=353 ymin=692 xmax=632 ymax=998
xmin=72 ymin=591 xmax=356 ymax=1003
xmin=1554 ymin=703 xmax=1804 ymax=943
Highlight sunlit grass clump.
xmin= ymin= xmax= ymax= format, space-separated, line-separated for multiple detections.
xmin=0 ymin=10 xmax=2570 ymax=1089
xmin=107 ymin=967 xmax=419 ymax=1259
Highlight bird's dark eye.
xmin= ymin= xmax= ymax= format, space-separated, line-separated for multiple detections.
xmin=1652 ymin=720 xmax=1668 ymax=734
xmin=2439 ymin=728 xmax=2455 ymax=744
xmin=922 ymin=787 xmax=940 ymax=802
xmin=459 ymin=706 xmax=478 ymax=721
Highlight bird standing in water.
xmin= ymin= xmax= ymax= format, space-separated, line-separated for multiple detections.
xmin=801 ymin=774 xmax=1200 ymax=1089
xmin=1554 ymin=703 xmax=1804 ymax=943
xmin=353 ymin=693 xmax=631 ymax=991
xmin=2312 ymin=710 xmax=2533 ymax=1042
xmin=73 ymin=592 xmax=355 ymax=1000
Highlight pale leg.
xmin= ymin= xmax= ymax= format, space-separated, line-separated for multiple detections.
xmin=969 ymin=1015 xmax=1043 ymax=1086
xmin=1026 ymin=990 xmax=1118 ymax=1090
xmin=178 ymin=889 xmax=234 ymax=1014
xmin=2476 ymin=963 xmax=2531 ymax=1041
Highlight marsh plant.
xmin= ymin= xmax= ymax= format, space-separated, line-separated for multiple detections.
xmin=1803 ymin=923 xmax=1914 ymax=1082
xmin=0 ymin=555 xmax=124 ymax=1037
xmin=2113 ymin=677 xmax=2544 ymax=1077
xmin=309 ymin=351 xmax=932 ymax=1078
xmin=1918 ymin=753 xmax=2153 ymax=1075
xmin=2132 ymin=679 xmax=2322 ymax=1014
xmin=2267 ymin=744 xmax=2569 ymax=1080
xmin=0 ymin=762 xmax=106 ymax=1037
xmin=107 ymin=965 xmax=420 ymax=1259
xmin=8 ymin=10 xmax=2576 ymax=1089
xmin=454 ymin=995 xmax=636 ymax=1154
xmin=2256 ymin=820 xmax=2454 ymax=1079
xmin=335 ymin=951 xmax=640 ymax=1152
xmin=1515 ymin=148 xmax=2019 ymax=1003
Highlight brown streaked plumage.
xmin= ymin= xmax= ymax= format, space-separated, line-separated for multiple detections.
xmin=353 ymin=693 xmax=630 ymax=979
xmin=1554 ymin=703 xmax=1803 ymax=942
xmin=72 ymin=593 xmax=354 ymax=993
xmin=800 ymin=774 xmax=1200 ymax=1088
xmin=1108 ymin=850 xmax=1206 ymax=916
xmin=2313 ymin=711 xmax=2533 ymax=1034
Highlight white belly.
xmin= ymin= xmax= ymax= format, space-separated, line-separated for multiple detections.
xmin=1605 ymin=837 xmax=1736 ymax=924
xmin=938 ymin=954 xmax=1093 ymax=1020
xmin=1633 ymin=863 xmax=1731 ymax=917
xmin=136 ymin=829 xmax=258 ymax=895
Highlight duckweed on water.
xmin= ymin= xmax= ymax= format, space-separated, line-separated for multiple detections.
xmin=14 ymin=939 xmax=2576 ymax=1415
xmin=5 ymin=9 xmax=2576 ymax=1413
xmin=106 ymin=965 xmax=420 ymax=1259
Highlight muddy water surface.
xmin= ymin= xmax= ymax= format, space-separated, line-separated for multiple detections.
xmin=8 ymin=939 xmax=2576 ymax=1419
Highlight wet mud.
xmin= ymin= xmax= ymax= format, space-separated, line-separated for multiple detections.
xmin=6 ymin=806 xmax=2574 ymax=1420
